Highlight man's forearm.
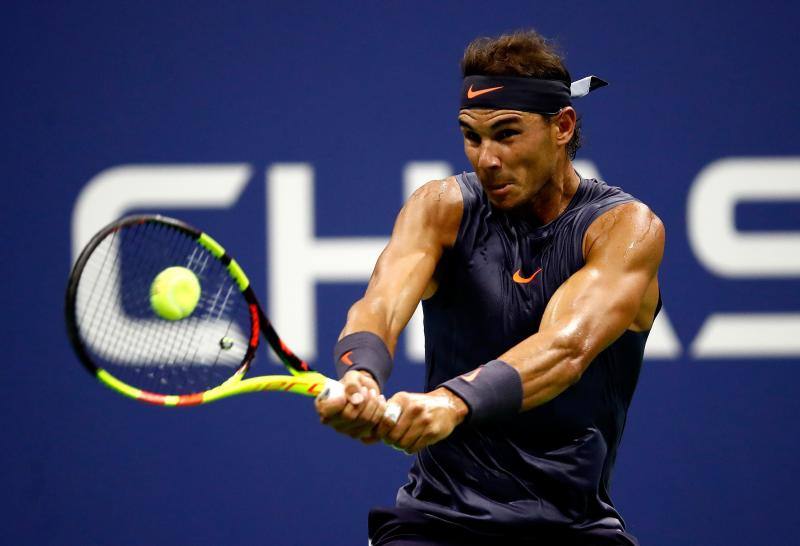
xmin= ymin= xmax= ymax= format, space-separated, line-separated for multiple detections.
xmin=440 ymin=323 xmax=592 ymax=424
xmin=339 ymin=297 xmax=397 ymax=353
xmin=500 ymin=326 xmax=589 ymax=411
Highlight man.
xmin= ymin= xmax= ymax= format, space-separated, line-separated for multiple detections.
xmin=316 ymin=30 xmax=663 ymax=546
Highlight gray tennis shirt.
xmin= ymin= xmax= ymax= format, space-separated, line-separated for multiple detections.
xmin=396 ymin=171 xmax=655 ymax=544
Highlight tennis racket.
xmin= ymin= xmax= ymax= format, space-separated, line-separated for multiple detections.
xmin=65 ymin=214 xmax=401 ymax=421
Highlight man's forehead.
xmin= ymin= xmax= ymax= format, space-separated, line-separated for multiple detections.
xmin=458 ymin=109 xmax=537 ymax=126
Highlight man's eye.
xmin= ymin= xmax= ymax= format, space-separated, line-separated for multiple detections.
xmin=464 ymin=132 xmax=481 ymax=144
xmin=496 ymin=129 xmax=518 ymax=141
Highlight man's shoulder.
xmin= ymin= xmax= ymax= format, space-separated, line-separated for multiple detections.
xmin=583 ymin=199 xmax=665 ymax=263
xmin=406 ymin=176 xmax=464 ymax=216
xmin=571 ymin=176 xmax=664 ymax=259
xmin=402 ymin=177 xmax=464 ymax=248
xmin=572 ymin=177 xmax=660 ymax=231
xmin=592 ymin=200 xmax=661 ymax=228
xmin=577 ymin=177 xmax=637 ymax=205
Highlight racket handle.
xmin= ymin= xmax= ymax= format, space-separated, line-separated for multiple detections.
xmin=316 ymin=381 xmax=403 ymax=425
xmin=317 ymin=379 xmax=345 ymax=401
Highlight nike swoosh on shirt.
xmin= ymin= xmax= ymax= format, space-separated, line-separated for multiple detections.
xmin=466 ymin=84 xmax=504 ymax=99
xmin=512 ymin=267 xmax=543 ymax=284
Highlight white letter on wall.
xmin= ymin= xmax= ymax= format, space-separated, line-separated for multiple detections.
xmin=267 ymin=164 xmax=387 ymax=362
xmin=688 ymin=158 xmax=800 ymax=357
xmin=72 ymin=164 xmax=252 ymax=260
xmin=688 ymin=158 xmax=800 ymax=278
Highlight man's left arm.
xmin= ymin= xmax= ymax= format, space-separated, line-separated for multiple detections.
xmin=376 ymin=202 xmax=665 ymax=453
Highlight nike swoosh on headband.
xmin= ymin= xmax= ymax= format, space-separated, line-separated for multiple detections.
xmin=467 ymin=84 xmax=504 ymax=99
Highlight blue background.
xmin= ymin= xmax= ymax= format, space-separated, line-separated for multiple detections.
xmin=3 ymin=1 xmax=799 ymax=544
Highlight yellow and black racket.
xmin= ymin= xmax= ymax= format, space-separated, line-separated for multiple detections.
xmin=65 ymin=214 xmax=397 ymax=415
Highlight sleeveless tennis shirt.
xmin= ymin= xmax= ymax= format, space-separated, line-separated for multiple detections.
xmin=395 ymin=172 xmax=654 ymax=545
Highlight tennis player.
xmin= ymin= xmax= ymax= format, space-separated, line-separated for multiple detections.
xmin=316 ymin=30 xmax=663 ymax=546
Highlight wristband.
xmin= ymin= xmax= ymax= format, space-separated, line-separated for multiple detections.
xmin=333 ymin=332 xmax=393 ymax=391
xmin=439 ymin=360 xmax=522 ymax=426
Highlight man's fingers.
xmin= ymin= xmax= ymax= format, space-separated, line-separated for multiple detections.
xmin=324 ymin=388 xmax=386 ymax=434
xmin=317 ymin=369 xmax=398 ymax=444
xmin=406 ymin=432 xmax=438 ymax=454
xmin=374 ymin=392 xmax=453 ymax=453
xmin=356 ymin=390 xmax=382 ymax=424
xmin=343 ymin=425 xmax=372 ymax=440
xmin=344 ymin=382 xmax=365 ymax=405
xmin=382 ymin=399 xmax=413 ymax=445
xmin=315 ymin=392 xmax=347 ymax=421
xmin=360 ymin=431 xmax=381 ymax=444
xmin=376 ymin=393 xmax=406 ymax=438
xmin=384 ymin=401 xmax=402 ymax=425
xmin=393 ymin=416 xmax=429 ymax=451
xmin=342 ymin=372 xmax=379 ymax=406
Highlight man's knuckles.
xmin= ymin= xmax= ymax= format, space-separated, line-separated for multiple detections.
xmin=341 ymin=403 xmax=367 ymax=421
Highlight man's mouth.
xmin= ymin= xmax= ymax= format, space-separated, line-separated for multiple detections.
xmin=487 ymin=182 xmax=512 ymax=197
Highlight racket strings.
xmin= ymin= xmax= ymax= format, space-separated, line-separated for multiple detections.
xmin=78 ymin=230 xmax=121 ymax=349
xmin=96 ymin=225 xmax=188 ymax=378
xmin=85 ymin=229 xmax=140 ymax=367
xmin=101 ymin=224 xmax=158 ymax=371
xmin=109 ymin=226 xmax=239 ymax=391
xmin=74 ymin=221 xmax=252 ymax=395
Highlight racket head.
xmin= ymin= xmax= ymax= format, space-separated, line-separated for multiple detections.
xmin=65 ymin=215 xmax=265 ymax=406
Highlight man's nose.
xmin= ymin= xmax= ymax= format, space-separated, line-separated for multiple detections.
xmin=477 ymin=143 xmax=501 ymax=170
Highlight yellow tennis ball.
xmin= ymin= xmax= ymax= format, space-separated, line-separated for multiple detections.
xmin=150 ymin=266 xmax=201 ymax=321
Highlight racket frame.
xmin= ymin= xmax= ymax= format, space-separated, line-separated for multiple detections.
xmin=65 ymin=214 xmax=338 ymax=407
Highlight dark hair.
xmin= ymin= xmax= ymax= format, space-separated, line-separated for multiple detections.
xmin=461 ymin=30 xmax=582 ymax=159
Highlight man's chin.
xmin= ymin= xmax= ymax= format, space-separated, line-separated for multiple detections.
xmin=487 ymin=195 xmax=518 ymax=210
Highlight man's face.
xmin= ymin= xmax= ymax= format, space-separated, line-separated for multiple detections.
xmin=458 ymin=109 xmax=561 ymax=210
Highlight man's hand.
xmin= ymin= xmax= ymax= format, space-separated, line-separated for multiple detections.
xmin=375 ymin=387 xmax=468 ymax=454
xmin=315 ymin=370 xmax=387 ymax=443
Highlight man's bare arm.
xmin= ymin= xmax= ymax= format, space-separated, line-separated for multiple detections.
xmin=315 ymin=178 xmax=462 ymax=440
xmin=340 ymin=177 xmax=462 ymax=354
xmin=500 ymin=201 xmax=664 ymax=409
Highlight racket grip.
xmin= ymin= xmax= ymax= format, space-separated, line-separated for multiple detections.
xmin=316 ymin=381 xmax=402 ymax=425
xmin=317 ymin=379 xmax=345 ymax=402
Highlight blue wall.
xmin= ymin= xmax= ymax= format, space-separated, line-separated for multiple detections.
xmin=3 ymin=2 xmax=800 ymax=544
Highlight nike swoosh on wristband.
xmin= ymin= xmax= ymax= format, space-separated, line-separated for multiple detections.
xmin=512 ymin=267 xmax=543 ymax=284
xmin=340 ymin=351 xmax=354 ymax=366
xmin=462 ymin=368 xmax=482 ymax=382
xmin=466 ymin=84 xmax=504 ymax=99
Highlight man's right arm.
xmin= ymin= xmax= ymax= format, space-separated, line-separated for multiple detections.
xmin=315 ymin=177 xmax=463 ymax=441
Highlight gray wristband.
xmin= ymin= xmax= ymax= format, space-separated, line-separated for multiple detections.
xmin=440 ymin=360 xmax=522 ymax=426
xmin=333 ymin=332 xmax=392 ymax=391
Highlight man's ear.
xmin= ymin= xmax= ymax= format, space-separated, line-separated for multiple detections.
xmin=553 ymin=107 xmax=577 ymax=146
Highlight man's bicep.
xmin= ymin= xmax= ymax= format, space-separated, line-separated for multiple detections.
xmin=540 ymin=204 xmax=664 ymax=358
xmin=583 ymin=202 xmax=665 ymax=277
xmin=342 ymin=178 xmax=463 ymax=344
xmin=370 ymin=177 xmax=462 ymax=290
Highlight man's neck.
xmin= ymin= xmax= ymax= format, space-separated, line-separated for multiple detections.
xmin=527 ymin=158 xmax=580 ymax=226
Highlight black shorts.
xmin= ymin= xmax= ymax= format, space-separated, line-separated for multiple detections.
xmin=368 ymin=506 xmax=482 ymax=546
xmin=368 ymin=506 xmax=639 ymax=546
